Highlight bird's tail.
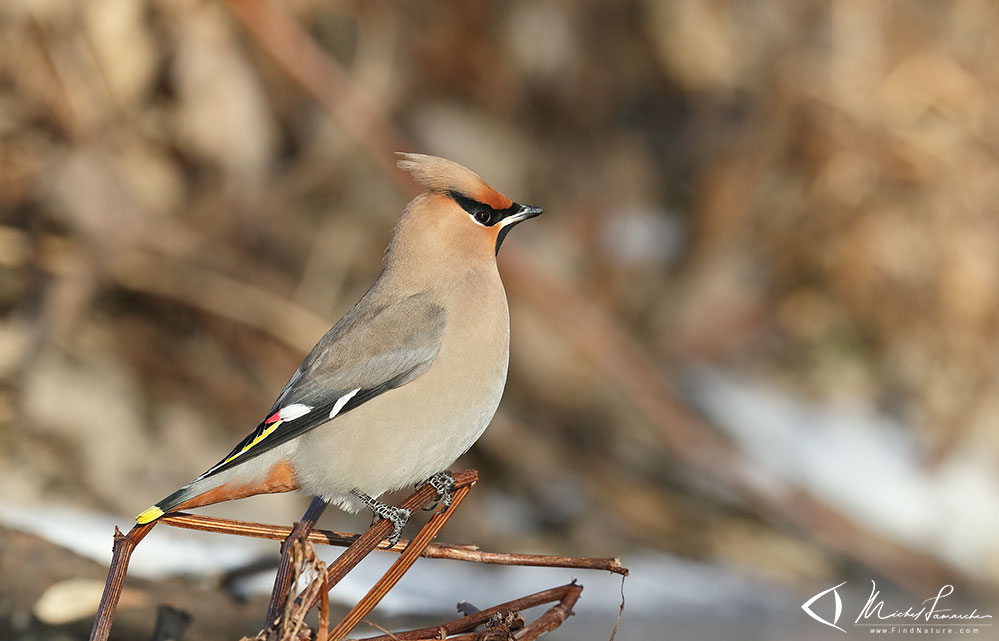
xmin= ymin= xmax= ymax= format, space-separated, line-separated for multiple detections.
xmin=135 ymin=458 xmax=299 ymax=524
xmin=135 ymin=482 xmax=206 ymax=524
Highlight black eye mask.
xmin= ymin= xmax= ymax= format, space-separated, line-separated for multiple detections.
xmin=448 ymin=191 xmax=522 ymax=227
xmin=447 ymin=190 xmax=542 ymax=254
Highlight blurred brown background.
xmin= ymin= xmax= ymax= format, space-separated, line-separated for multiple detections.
xmin=1 ymin=0 xmax=997 ymax=640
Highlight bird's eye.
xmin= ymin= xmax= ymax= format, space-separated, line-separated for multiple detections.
xmin=474 ymin=210 xmax=492 ymax=225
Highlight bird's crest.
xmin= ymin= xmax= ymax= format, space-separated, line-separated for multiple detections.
xmin=396 ymin=153 xmax=512 ymax=210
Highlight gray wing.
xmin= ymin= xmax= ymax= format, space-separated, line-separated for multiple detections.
xmin=200 ymin=291 xmax=446 ymax=478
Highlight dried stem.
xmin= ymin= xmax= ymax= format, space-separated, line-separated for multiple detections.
xmin=317 ymin=567 xmax=330 ymax=641
xmin=159 ymin=512 xmax=627 ymax=576
xmin=265 ymin=496 xmax=329 ymax=626
xmin=88 ymin=522 xmax=156 ymax=641
xmin=90 ymin=471 xmax=614 ymax=640
xmin=269 ymin=539 xmax=327 ymax=641
xmin=517 ymin=583 xmax=582 ymax=641
xmin=361 ymin=583 xmax=583 ymax=641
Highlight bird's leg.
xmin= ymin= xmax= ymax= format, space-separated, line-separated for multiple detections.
xmin=350 ymin=489 xmax=411 ymax=546
xmin=419 ymin=470 xmax=456 ymax=512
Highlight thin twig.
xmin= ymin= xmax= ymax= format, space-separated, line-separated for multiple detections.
xmin=360 ymin=583 xmax=582 ymax=641
xmin=88 ymin=522 xmax=156 ymax=641
xmin=517 ymin=582 xmax=583 ymax=641
xmin=159 ymin=512 xmax=627 ymax=575
xmin=317 ymin=565 xmax=330 ymax=641
xmin=276 ymin=540 xmax=327 ymax=641
xmin=361 ymin=620 xmax=402 ymax=639
xmin=265 ymin=496 xmax=329 ymax=626
xmin=609 ymin=573 xmax=626 ymax=641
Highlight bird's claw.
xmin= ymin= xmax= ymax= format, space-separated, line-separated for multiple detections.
xmin=352 ymin=489 xmax=412 ymax=547
xmin=421 ymin=471 xmax=456 ymax=512
xmin=380 ymin=505 xmax=411 ymax=547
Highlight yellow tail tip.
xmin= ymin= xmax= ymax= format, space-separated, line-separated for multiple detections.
xmin=136 ymin=506 xmax=164 ymax=524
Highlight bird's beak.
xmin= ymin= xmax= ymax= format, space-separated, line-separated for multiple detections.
xmin=494 ymin=204 xmax=542 ymax=254
xmin=501 ymin=204 xmax=543 ymax=227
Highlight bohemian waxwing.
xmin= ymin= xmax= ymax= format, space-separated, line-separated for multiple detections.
xmin=136 ymin=153 xmax=542 ymax=543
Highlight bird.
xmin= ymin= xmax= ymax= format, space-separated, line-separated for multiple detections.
xmin=135 ymin=153 xmax=542 ymax=543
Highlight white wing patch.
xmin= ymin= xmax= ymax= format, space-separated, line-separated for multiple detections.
xmin=330 ymin=388 xmax=360 ymax=419
xmin=278 ymin=403 xmax=311 ymax=421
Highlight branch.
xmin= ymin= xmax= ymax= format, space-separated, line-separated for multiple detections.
xmin=89 ymin=522 xmax=156 ymax=641
xmin=89 ymin=470 xmax=615 ymax=641
xmin=160 ymin=512 xmax=628 ymax=576
xmin=360 ymin=583 xmax=583 ymax=641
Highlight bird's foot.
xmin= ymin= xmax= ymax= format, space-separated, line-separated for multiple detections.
xmin=420 ymin=470 xmax=456 ymax=512
xmin=351 ymin=489 xmax=411 ymax=547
